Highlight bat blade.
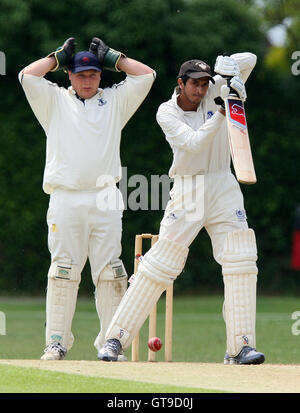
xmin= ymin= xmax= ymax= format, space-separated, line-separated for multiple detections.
xmin=225 ymin=96 xmax=256 ymax=185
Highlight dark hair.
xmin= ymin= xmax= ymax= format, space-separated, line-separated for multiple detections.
xmin=176 ymin=74 xmax=190 ymax=95
xmin=179 ymin=74 xmax=189 ymax=85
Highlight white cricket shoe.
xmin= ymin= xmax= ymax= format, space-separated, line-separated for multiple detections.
xmin=40 ymin=342 xmax=67 ymax=360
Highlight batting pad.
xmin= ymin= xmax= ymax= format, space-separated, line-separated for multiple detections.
xmin=138 ymin=237 xmax=189 ymax=284
xmin=105 ymin=238 xmax=189 ymax=349
xmin=45 ymin=260 xmax=80 ymax=350
xmin=94 ymin=261 xmax=128 ymax=351
xmin=222 ymin=229 xmax=258 ymax=356
xmin=105 ymin=273 xmax=166 ymax=349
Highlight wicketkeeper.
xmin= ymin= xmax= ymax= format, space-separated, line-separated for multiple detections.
xmin=98 ymin=52 xmax=265 ymax=365
xmin=19 ymin=37 xmax=155 ymax=360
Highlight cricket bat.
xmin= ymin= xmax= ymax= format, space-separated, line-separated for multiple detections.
xmin=224 ymin=83 xmax=257 ymax=185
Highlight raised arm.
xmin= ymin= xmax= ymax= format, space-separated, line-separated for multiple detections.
xmin=157 ymin=104 xmax=225 ymax=153
xmin=214 ymin=52 xmax=257 ymax=83
xmin=89 ymin=36 xmax=153 ymax=75
xmin=22 ymin=37 xmax=76 ymax=77
xmin=230 ymin=52 xmax=257 ymax=83
xmin=117 ymin=56 xmax=153 ymax=75
xmin=22 ymin=57 xmax=56 ymax=77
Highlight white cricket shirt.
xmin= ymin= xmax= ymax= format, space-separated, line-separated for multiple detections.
xmin=19 ymin=71 xmax=155 ymax=194
xmin=156 ymin=52 xmax=257 ymax=178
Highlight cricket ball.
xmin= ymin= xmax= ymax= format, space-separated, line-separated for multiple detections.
xmin=148 ymin=337 xmax=163 ymax=352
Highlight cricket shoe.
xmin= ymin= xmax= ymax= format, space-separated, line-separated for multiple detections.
xmin=224 ymin=346 xmax=265 ymax=365
xmin=97 ymin=338 xmax=122 ymax=362
xmin=40 ymin=342 xmax=67 ymax=360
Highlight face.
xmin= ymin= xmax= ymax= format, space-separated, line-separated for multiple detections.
xmin=178 ymin=77 xmax=210 ymax=106
xmin=68 ymin=69 xmax=101 ymax=99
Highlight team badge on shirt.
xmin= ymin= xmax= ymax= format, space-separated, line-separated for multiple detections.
xmin=235 ymin=209 xmax=247 ymax=221
xmin=207 ymin=111 xmax=214 ymax=119
xmin=167 ymin=212 xmax=178 ymax=220
xmin=98 ymin=98 xmax=107 ymax=106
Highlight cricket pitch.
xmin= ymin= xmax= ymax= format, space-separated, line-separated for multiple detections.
xmin=0 ymin=359 xmax=299 ymax=393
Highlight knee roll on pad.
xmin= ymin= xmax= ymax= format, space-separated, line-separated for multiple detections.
xmin=94 ymin=260 xmax=128 ymax=351
xmin=46 ymin=260 xmax=80 ymax=350
xmin=138 ymin=238 xmax=189 ymax=285
xmin=221 ymin=229 xmax=258 ymax=356
xmin=222 ymin=228 xmax=258 ymax=275
xmin=98 ymin=259 xmax=127 ymax=281
xmin=48 ymin=260 xmax=81 ymax=282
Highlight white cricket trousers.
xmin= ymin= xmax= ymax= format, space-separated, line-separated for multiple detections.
xmin=159 ymin=171 xmax=248 ymax=258
xmin=47 ymin=186 xmax=124 ymax=285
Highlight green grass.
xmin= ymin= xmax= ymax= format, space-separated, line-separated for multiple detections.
xmin=0 ymin=295 xmax=300 ymax=363
xmin=0 ymin=294 xmax=300 ymax=393
xmin=0 ymin=365 xmax=217 ymax=393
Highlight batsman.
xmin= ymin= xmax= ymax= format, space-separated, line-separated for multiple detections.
xmin=19 ymin=37 xmax=155 ymax=360
xmin=98 ymin=52 xmax=265 ymax=365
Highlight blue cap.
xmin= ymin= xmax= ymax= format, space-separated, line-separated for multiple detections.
xmin=68 ymin=51 xmax=102 ymax=73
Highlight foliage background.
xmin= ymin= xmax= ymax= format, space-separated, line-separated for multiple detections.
xmin=0 ymin=0 xmax=299 ymax=295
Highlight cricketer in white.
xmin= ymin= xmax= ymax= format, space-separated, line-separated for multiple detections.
xmin=99 ymin=52 xmax=265 ymax=365
xmin=19 ymin=37 xmax=155 ymax=360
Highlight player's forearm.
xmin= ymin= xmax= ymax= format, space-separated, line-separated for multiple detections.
xmin=158 ymin=111 xmax=225 ymax=153
xmin=231 ymin=52 xmax=257 ymax=83
xmin=117 ymin=56 xmax=153 ymax=75
xmin=187 ymin=111 xmax=225 ymax=152
xmin=22 ymin=57 xmax=56 ymax=77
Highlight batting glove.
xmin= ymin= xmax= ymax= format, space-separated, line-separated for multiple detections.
xmin=214 ymin=55 xmax=240 ymax=77
xmin=47 ymin=37 xmax=76 ymax=72
xmin=220 ymin=84 xmax=230 ymax=100
xmin=89 ymin=37 xmax=126 ymax=72
xmin=229 ymin=76 xmax=247 ymax=101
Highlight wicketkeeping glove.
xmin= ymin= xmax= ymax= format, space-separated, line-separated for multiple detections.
xmin=89 ymin=37 xmax=126 ymax=72
xmin=47 ymin=37 xmax=76 ymax=72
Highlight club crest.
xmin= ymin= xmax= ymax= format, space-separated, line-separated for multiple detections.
xmin=235 ymin=209 xmax=247 ymax=221
xmin=98 ymin=98 xmax=107 ymax=106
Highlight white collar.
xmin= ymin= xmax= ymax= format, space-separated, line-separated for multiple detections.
xmin=67 ymin=86 xmax=104 ymax=100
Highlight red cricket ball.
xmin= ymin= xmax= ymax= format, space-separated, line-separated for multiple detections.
xmin=148 ymin=337 xmax=163 ymax=352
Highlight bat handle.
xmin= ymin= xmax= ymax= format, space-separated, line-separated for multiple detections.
xmin=225 ymin=76 xmax=238 ymax=97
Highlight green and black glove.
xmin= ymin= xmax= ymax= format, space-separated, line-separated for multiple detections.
xmin=89 ymin=37 xmax=126 ymax=72
xmin=47 ymin=37 xmax=76 ymax=72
